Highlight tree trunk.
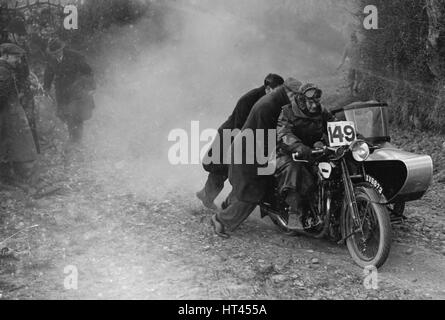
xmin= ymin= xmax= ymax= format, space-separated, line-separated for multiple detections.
xmin=426 ymin=0 xmax=445 ymax=131
xmin=426 ymin=0 xmax=445 ymax=78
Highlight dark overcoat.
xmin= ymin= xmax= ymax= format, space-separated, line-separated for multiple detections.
xmin=275 ymin=102 xmax=336 ymax=195
xmin=44 ymin=49 xmax=95 ymax=123
xmin=0 ymin=60 xmax=37 ymax=163
xmin=228 ymin=85 xmax=290 ymax=204
xmin=203 ymin=86 xmax=266 ymax=175
xmin=276 ymin=103 xmax=335 ymax=157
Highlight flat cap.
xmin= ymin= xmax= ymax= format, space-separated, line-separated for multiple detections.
xmin=283 ymin=77 xmax=303 ymax=93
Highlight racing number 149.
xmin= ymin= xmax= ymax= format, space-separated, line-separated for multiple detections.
xmin=328 ymin=122 xmax=357 ymax=147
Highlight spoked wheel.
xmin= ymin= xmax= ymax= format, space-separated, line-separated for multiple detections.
xmin=344 ymin=185 xmax=392 ymax=269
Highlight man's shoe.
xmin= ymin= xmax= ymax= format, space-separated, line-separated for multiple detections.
xmin=196 ymin=190 xmax=218 ymax=211
xmin=210 ymin=214 xmax=230 ymax=239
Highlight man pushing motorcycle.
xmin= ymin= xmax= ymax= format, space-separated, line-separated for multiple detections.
xmin=210 ymin=78 xmax=302 ymax=238
xmin=197 ymin=74 xmax=284 ymax=211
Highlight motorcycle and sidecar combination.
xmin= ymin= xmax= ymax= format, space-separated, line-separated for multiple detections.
xmin=260 ymin=102 xmax=433 ymax=268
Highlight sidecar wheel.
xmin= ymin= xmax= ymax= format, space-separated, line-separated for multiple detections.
xmin=345 ymin=185 xmax=392 ymax=269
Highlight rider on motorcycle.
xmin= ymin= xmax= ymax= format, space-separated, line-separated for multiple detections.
xmin=275 ymin=83 xmax=336 ymax=229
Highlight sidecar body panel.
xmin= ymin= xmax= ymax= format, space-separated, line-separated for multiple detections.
xmin=332 ymin=101 xmax=434 ymax=203
xmin=364 ymin=143 xmax=433 ymax=203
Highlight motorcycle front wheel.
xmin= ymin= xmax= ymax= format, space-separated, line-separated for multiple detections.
xmin=344 ymin=184 xmax=392 ymax=269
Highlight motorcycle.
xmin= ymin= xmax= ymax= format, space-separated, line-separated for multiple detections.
xmin=260 ymin=101 xmax=433 ymax=268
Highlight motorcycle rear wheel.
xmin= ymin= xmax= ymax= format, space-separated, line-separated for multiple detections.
xmin=344 ymin=184 xmax=392 ymax=269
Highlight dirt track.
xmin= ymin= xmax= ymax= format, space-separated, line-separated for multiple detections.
xmin=2 ymin=0 xmax=445 ymax=302
xmin=1 ymin=137 xmax=444 ymax=300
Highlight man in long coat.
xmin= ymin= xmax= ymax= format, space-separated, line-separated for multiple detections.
xmin=6 ymin=17 xmax=40 ymax=153
xmin=197 ymin=74 xmax=284 ymax=210
xmin=210 ymin=78 xmax=302 ymax=238
xmin=44 ymin=38 xmax=96 ymax=143
xmin=0 ymin=43 xmax=37 ymax=182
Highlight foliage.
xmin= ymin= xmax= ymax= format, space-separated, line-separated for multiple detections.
xmin=78 ymin=0 xmax=147 ymax=32
xmin=1 ymin=0 xmax=156 ymax=47
xmin=356 ymin=0 xmax=445 ymax=132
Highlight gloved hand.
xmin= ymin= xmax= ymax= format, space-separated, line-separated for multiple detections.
xmin=313 ymin=141 xmax=326 ymax=150
xmin=293 ymin=145 xmax=312 ymax=160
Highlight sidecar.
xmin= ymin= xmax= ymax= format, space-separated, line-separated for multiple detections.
xmin=332 ymin=102 xmax=434 ymax=215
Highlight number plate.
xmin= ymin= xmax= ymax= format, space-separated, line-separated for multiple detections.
xmin=327 ymin=121 xmax=357 ymax=147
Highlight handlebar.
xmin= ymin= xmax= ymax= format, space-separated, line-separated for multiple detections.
xmin=312 ymin=148 xmax=327 ymax=155
xmin=292 ymin=147 xmax=327 ymax=162
xmin=292 ymin=140 xmax=378 ymax=162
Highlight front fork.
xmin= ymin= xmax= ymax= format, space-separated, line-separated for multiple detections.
xmin=341 ymin=159 xmax=364 ymax=238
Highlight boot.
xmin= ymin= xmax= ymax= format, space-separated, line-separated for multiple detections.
xmin=210 ymin=214 xmax=230 ymax=239
xmin=221 ymin=190 xmax=236 ymax=210
xmin=286 ymin=192 xmax=305 ymax=229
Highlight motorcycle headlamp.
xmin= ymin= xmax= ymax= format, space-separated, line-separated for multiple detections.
xmin=350 ymin=140 xmax=370 ymax=162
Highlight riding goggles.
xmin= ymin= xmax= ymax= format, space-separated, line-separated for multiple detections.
xmin=303 ymin=88 xmax=323 ymax=101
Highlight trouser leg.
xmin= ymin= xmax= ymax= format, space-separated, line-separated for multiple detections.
xmin=203 ymin=172 xmax=227 ymax=203
xmin=276 ymin=158 xmax=315 ymax=196
xmin=216 ymin=198 xmax=257 ymax=232
xmin=285 ymin=191 xmax=308 ymax=226
xmin=285 ymin=192 xmax=303 ymax=210
xmin=0 ymin=162 xmax=13 ymax=182
xmin=221 ymin=189 xmax=236 ymax=210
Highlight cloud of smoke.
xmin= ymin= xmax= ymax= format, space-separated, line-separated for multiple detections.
xmin=83 ymin=0 xmax=354 ymax=197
